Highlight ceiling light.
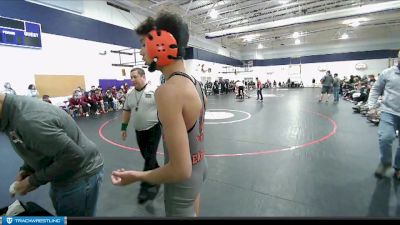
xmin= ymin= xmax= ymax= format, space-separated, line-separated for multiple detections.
xmin=340 ymin=33 xmax=349 ymax=39
xmin=349 ymin=21 xmax=360 ymax=27
xmin=241 ymin=34 xmax=259 ymax=42
xmin=295 ymin=39 xmax=300 ymax=45
xmin=244 ymin=37 xmax=253 ymax=42
xmin=342 ymin=17 xmax=369 ymax=26
xmin=292 ymin=32 xmax=300 ymax=38
xmin=206 ymin=2 xmax=397 ymax=39
xmin=210 ymin=9 xmax=219 ymax=19
xmin=258 ymin=43 xmax=263 ymax=49
xmin=279 ymin=0 xmax=290 ymax=4
xmin=216 ymin=1 xmax=226 ymax=6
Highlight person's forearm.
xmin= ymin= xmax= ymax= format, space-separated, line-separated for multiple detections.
xmin=29 ymin=141 xmax=85 ymax=187
xmin=367 ymin=90 xmax=380 ymax=109
xmin=121 ymin=111 xmax=131 ymax=124
xmin=140 ymin=163 xmax=190 ymax=184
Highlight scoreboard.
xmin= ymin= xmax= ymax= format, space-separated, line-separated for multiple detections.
xmin=0 ymin=16 xmax=42 ymax=48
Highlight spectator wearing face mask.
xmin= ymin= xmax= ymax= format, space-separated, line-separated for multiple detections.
xmin=26 ymin=84 xmax=39 ymax=98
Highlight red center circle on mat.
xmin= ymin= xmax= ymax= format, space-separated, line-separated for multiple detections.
xmin=98 ymin=110 xmax=337 ymax=158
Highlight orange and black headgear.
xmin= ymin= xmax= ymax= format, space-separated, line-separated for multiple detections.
xmin=145 ymin=29 xmax=179 ymax=68
xmin=136 ymin=12 xmax=189 ymax=72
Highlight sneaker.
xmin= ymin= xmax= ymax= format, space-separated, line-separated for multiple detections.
xmin=146 ymin=185 xmax=160 ymax=201
xmin=137 ymin=189 xmax=150 ymax=204
xmin=374 ymin=163 xmax=391 ymax=178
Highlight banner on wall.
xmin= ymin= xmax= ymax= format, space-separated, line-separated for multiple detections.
xmin=355 ymin=63 xmax=367 ymax=70
xmin=0 ymin=16 xmax=42 ymax=49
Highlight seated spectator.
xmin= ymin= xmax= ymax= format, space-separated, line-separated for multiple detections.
xmin=75 ymin=87 xmax=83 ymax=98
xmin=97 ymin=85 xmax=103 ymax=94
xmin=116 ymin=89 xmax=126 ymax=108
xmin=3 ymin=82 xmax=17 ymax=95
xmin=123 ymin=83 xmax=129 ymax=94
xmin=104 ymin=89 xmax=116 ymax=112
xmin=90 ymin=85 xmax=96 ymax=97
xmin=81 ymin=91 xmax=96 ymax=115
xmin=69 ymin=91 xmax=83 ymax=117
xmin=92 ymin=89 xmax=106 ymax=114
xmin=111 ymin=86 xmax=118 ymax=98
xmin=26 ymin=84 xmax=39 ymax=98
xmin=42 ymin=95 xmax=52 ymax=104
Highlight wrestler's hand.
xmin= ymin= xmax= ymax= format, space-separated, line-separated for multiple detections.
xmin=111 ymin=169 xmax=142 ymax=186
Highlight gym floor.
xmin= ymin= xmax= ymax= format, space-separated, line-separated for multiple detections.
xmin=1 ymin=88 xmax=399 ymax=217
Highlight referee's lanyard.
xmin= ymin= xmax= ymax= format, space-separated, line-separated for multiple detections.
xmin=134 ymin=83 xmax=147 ymax=111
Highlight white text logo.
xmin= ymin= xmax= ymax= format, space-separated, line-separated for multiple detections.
xmin=24 ymin=31 xmax=38 ymax=38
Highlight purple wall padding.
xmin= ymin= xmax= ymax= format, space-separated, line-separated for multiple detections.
xmin=99 ymin=79 xmax=132 ymax=92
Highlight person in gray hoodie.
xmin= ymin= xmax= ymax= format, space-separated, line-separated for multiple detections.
xmin=319 ymin=70 xmax=334 ymax=103
xmin=369 ymin=50 xmax=400 ymax=179
xmin=0 ymin=93 xmax=104 ymax=216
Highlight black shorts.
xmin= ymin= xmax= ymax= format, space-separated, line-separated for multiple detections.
xmin=321 ymin=86 xmax=332 ymax=94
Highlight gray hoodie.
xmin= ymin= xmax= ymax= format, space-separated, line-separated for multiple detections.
xmin=0 ymin=94 xmax=104 ymax=187
xmin=321 ymin=74 xmax=334 ymax=87
xmin=368 ymin=65 xmax=400 ymax=116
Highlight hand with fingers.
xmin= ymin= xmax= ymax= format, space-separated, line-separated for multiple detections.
xmin=11 ymin=175 xmax=37 ymax=197
xmin=10 ymin=170 xmax=32 ymax=197
xmin=111 ymin=168 xmax=143 ymax=186
xmin=16 ymin=170 xmax=31 ymax=182
xmin=121 ymin=131 xmax=127 ymax=141
xmin=367 ymin=108 xmax=377 ymax=117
